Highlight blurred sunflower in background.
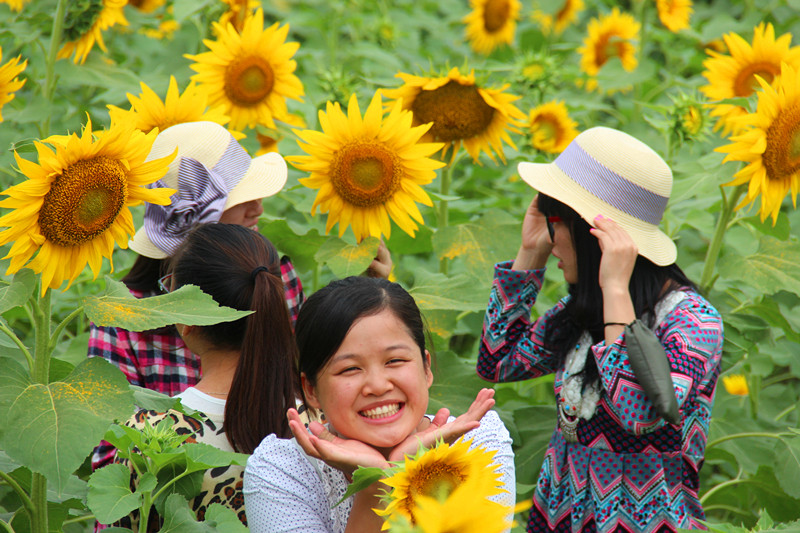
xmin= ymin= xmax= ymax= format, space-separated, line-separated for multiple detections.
xmin=527 ymin=101 xmax=579 ymax=154
xmin=701 ymin=23 xmax=800 ymax=137
xmin=531 ymin=0 xmax=584 ymax=36
xmin=289 ymin=92 xmax=444 ymax=242
xmin=186 ymin=8 xmax=304 ymax=131
xmin=656 ymin=0 xmax=693 ymax=33
xmin=57 ymin=0 xmax=128 ymax=64
xmin=126 ymin=0 xmax=165 ymax=13
xmin=462 ymin=0 xmax=521 ymax=55
xmin=0 ymin=119 xmax=176 ymax=294
xmin=722 ymin=374 xmax=749 ymax=396
xmin=577 ymin=8 xmax=640 ymax=93
xmin=219 ymin=0 xmax=261 ymax=33
xmin=716 ymin=62 xmax=800 ymax=224
xmin=107 ymin=76 xmax=235 ymax=136
xmin=383 ymin=67 xmax=525 ymax=164
xmin=0 ymin=47 xmax=26 ymax=122
xmin=0 ymin=0 xmax=31 ymax=11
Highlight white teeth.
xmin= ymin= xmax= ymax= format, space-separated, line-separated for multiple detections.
xmin=360 ymin=403 xmax=401 ymax=419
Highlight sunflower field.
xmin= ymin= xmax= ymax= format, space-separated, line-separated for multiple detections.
xmin=2 ymin=0 xmax=800 ymax=531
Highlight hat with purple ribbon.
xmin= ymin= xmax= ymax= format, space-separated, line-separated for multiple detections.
xmin=129 ymin=121 xmax=287 ymax=259
xmin=518 ymin=126 xmax=676 ymax=266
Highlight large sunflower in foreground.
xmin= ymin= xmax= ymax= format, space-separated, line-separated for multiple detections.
xmin=0 ymin=47 xmax=26 ymax=122
xmin=57 ymin=0 xmax=128 ymax=64
xmin=527 ymin=101 xmax=578 ymax=154
xmin=289 ymin=92 xmax=444 ymax=241
xmin=462 ymin=0 xmax=521 ymax=55
xmin=715 ymin=63 xmax=800 ymax=225
xmin=656 ymin=0 xmax=692 ymax=33
xmin=382 ymin=67 xmax=525 ymax=164
xmin=107 ymin=76 xmax=234 ymax=136
xmin=577 ymin=8 xmax=640 ymax=93
xmin=0 ymin=119 xmax=176 ymax=294
xmin=375 ymin=438 xmax=504 ymax=527
xmin=531 ymin=0 xmax=584 ymax=36
xmin=701 ymin=23 xmax=800 ymax=137
xmin=186 ymin=9 xmax=304 ymax=131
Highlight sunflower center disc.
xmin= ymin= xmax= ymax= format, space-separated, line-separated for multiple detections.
xmin=763 ymin=105 xmax=800 ymax=181
xmin=483 ymin=0 xmax=510 ymax=32
xmin=331 ymin=142 xmax=400 ymax=207
xmin=225 ymin=56 xmax=275 ymax=106
xmin=406 ymin=463 xmax=465 ymax=512
xmin=38 ymin=156 xmax=128 ymax=246
xmin=63 ymin=0 xmax=105 ymax=42
xmin=411 ymin=80 xmax=494 ymax=142
xmin=734 ymin=62 xmax=778 ymax=96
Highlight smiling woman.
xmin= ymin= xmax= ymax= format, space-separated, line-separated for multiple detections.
xmin=243 ymin=276 xmax=515 ymax=533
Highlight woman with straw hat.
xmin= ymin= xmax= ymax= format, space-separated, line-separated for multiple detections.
xmin=477 ymin=127 xmax=723 ymax=532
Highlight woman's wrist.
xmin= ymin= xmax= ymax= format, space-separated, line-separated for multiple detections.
xmin=512 ymin=246 xmax=549 ymax=271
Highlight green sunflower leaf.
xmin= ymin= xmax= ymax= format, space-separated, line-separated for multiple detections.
xmin=336 ymin=467 xmax=385 ymax=506
xmin=717 ymin=236 xmax=800 ymax=296
xmin=315 ymin=236 xmax=380 ymax=278
xmin=0 ymin=268 xmax=36 ymax=314
xmin=87 ymin=465 xmax=157 ymax=524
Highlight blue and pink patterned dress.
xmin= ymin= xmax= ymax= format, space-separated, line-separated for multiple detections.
xmin=477 ymin=262 xmax=723 ymax=533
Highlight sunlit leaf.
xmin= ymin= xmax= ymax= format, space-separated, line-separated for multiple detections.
xmin=0 ymin=357 xmax=134 ymax=494
xmin=315 ymin=236 xmax=379 ymax=278
xmin=718 ymin=237 xmax=800 ymax=296
xmin=0 ymin=269 xmax=35 ymax=314
xmin=84 ymin=278 xmax=251 ymax=330
xmin=88 ymin=465 xmax=157 ymax=524
xmin=408 ymin=272 xmax=488 ymax=312
xmin=258 ymin=219 xmax=328 ymax=273
xmin=775 ymin=436 xmax=800 ymax=499
xmin=158 ymin=494 xmax=248 ymax=532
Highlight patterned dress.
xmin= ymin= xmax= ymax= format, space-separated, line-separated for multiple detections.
xmin=477 ymin=262 xmax=723 ymax=533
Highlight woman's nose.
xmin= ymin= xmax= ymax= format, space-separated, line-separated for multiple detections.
xmin=362 ymin=370 xmax=393 ymax=396
xmin=247 ymin=199 xmax=264 ymax=217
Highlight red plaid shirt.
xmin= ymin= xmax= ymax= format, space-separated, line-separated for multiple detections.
xmin=88 ymin=255 xmax=304 ymax=470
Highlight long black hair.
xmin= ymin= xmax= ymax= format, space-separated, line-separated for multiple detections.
xmin=294 ymin=276 xmax=428 ymax=401
xmin=169 ymin=223 xmax=297 ymax=451
xmin=536 ymin=194 xmax=695 ymax=385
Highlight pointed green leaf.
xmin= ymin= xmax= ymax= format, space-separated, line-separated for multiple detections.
xmin=83 ymin=278 xmax=252 ymax=330
xmin=258 ymin=219 xmax=328 ymax=273
xmin=336 ymin=467 xmax=385 ymax=506
xmin=315 ymin=236 xmax=380 ymax=278
xmin=157 ymin=495 xmax=249 ymax=532
xmin=431 ymin=216 xmax=519 ymax=281
xmin=130 ymin=385 xmax=182 ymax=413
xmin=408 ymin=272 xmax=489 ymax=312
xmin=775 ymin=436 xmax=800 ymax=499
xmin=718 ymin=237 xmax=800 ymax=296
xmin=0 ymin=269 xmax=36 ymax=314
xmin=0 ymin=357 xmax=134 ymax=494
xmin=201 ymin=504 xmax=249 ymax=533
xmin=88 ymin=464 xmax=157 ymax=524
xmin=183 ymin=443 xmax=249 ymax=473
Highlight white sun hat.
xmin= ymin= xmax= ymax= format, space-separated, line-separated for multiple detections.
xmin=518 ymin=126 xmax=677 ymax=266
xmin=129 ymin=121 xmax=288 ymax=259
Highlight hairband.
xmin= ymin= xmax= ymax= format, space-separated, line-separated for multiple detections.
xmin=251 ymin=266 xmax=270 ymax=281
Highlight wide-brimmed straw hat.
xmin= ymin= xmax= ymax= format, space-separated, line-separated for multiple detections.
xmin=129 ymin=121 xmax=288 ymax=259
xmin=518 ymin=126 xmax=676 ymax=266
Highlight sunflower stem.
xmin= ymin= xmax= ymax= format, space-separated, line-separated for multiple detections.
xmin=49 ymin=305 xmax=84 ymax=353
xmin=0 ymin=470 xmax=34 ymax=519
xmin=0 ymin=321 xmax=34 ymax=373
xmin=41 ymin=0 xmax=67 ymax=138
xmin=30 ymin=474 xmax=48 ymax=533
xmin=437 ymin=154 xmax=456 ymax=275
xmin=635 ymin=0 xmax=650 ymax=114
xmin=698 ymin=184 xmax=745 ymax=294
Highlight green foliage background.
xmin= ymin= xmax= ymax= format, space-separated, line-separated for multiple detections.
xmin=2 ymin=0 xmax=800 ymax=531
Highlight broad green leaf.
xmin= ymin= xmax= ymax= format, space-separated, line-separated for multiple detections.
xmin=315 ymin=236 xmax=379 ymax=278
xmin=775 ymin=436 xmax=800 ymax=499
xmin=743 ymin=213 xmax=791 ymax=241
xmin=428 ymin=350 xmax=489 ymax=415
xmin=88 ymin=464 xmax=157 ymax=524
xmin=510 ymin=405 xmax=557 ymax=500
xmin=431 ymin=219 xmax=518 ymax=282
xmin=336 ymin=467 xmax=385 ymax=505
xmin=0 ymin=357 xmax=134 ymax=494
xmin=0 ymin=269 xmax=35 ymax=314
xmin=258 ymin=219 xmax=328 ymax=273
xmin=717 ymin=237 xmax=800 ymax=296
xmin=157 ymin=495 xmax=248 ymax=533
xmin=183 ymin=443 xmax=249 ymax=473
xmin=131 ymin=385 xmax=182 ymax=413
xmin=84 ymin=278 xmax=251 ymax=330
xmin=408 ymin=272 xmax=489 ymax=312
xmin=201 ymin=504 xmax=249 ymax=533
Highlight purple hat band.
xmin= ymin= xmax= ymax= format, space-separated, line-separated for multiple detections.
xmin=144 ymin=136 xmax=252 ymax=256
xmin=553 ymin=141 xmax=669 ymax=225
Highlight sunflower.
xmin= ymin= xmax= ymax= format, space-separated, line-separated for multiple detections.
xmin=289 ymin=92 xmax=444 ymax=241
xmin=462 ymin=0 xmax=522 ymax=55
xmin=0 ymin=47 xmax=26 ymax=122
xmin=186 ymin=8 xmax=304 ymax=132
xmin=382 ymin=67 xmax=525 ymax=164
xmin=715 ymin=62 xmax=800 ymax=224
xmin=722 ymin=374 xmax=749 ymax=396
xmin=577 ymin=8 xmax=640 ymax=93
xmin=376 ymin=438 xmax=504 ymax=527
xmin=0 ymin=118 xmax=176 ymax=295
xmin=126 ymin=0 xmax=165 ymax=13
xmin=532 ymin=0 xmax=584 ymax=36
xmin=656 ymin=0 xmax=692 ymax=33
xmin=527 ymin=101 xmax=578 ymax=154
xmin=57 ymin=0 xmax=128 ymax=64
xmin=0 ymin=0 xmax=31 ymax=11
xmin=107 ymin=76 xmax=234 ymax=136
xmin=219 ymin=0 xmax=260 ymax=33
xmin=400 ymin=478 xmax=512 ymax=533
xmin=701 ymin=23 xmax=800 ymax=137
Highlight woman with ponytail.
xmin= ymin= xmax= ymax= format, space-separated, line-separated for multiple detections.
xmin=114 ymin=223 xmax=300 ymax=530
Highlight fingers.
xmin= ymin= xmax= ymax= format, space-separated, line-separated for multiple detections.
xmin=429 ymin=408 xmax=450 ymax=429
xmin=365 ymin=239 xmax=393 ymax=279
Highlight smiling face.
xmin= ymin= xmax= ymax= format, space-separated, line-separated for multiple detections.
xmin=302 ymin=309 xmax=433 ymax=454
xmin=550 ymin=219 xmax=578 ymax=284
xmin=218 ymin=198 xmax=264 ymax=229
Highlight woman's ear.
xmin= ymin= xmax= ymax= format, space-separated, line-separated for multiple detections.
xmin=300 ymin=373 xmax=321 ymax=410
xmin=424 ymin=350 xmax=434 ymax=389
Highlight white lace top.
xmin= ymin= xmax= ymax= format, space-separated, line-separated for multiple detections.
xmin=243 ymin=410 xmax=515 ymax=533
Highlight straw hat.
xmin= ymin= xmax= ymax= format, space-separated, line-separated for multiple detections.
xmin=518 ymin=126 xmax=676 ymax=266
xmin=129 ymin=121 xmax=287 ymax=259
